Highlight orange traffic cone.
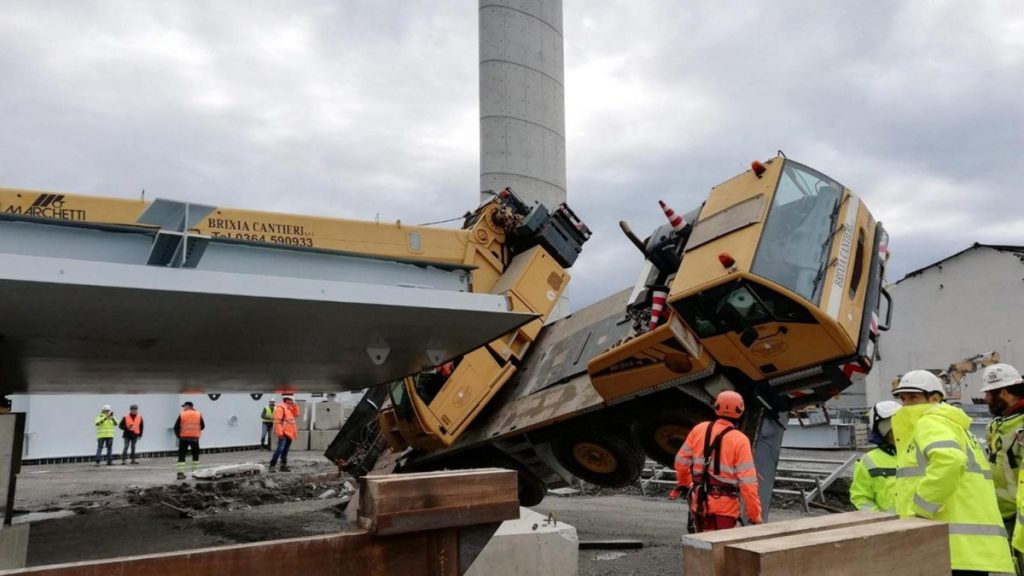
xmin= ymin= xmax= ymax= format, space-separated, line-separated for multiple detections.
xmin=649 ymin=288 xmax=668 ymax=330
xmin=659 ymin=200 xmax=686 ymax=232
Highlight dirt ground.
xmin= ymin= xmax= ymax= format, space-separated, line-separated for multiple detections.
xmin=15 ymin=450 xmax=354 ymax=567
xmin=14 ymin=449 xmax=858 ymax=573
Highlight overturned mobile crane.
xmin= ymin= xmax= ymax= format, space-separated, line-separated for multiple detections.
xmin=328 ymin=155 xmax=892 ymax=510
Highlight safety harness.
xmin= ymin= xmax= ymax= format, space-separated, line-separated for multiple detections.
xmin=688 ymin=422 xmax=739 ymax=533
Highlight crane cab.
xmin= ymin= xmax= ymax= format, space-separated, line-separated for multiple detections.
xmin=668 ymin=157 xmax=887 ymax=382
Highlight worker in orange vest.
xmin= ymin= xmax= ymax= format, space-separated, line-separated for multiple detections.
xmin=118 ymin=404 xmax=144 ymax=465
xmin=173 ymin=401 xmax=205 ymax=480
xmin=670 ymin=390 xmax=762 ymax=532
xmin=269 ymin=394 xmax=300 ymax=473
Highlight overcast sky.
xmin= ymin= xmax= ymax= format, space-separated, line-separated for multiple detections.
xmin=1 ymin=1 xmax=1021 ymax=309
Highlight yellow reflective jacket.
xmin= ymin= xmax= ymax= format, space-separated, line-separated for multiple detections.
xmin=892 ymin=402 xmax=1014 ymax=574
xmin=1014 ymin=466 xmax=1024 ymax=552
xmin=850 ymin=446 xmax=897 ymax=513
xmin=986 ymin=410 xmax=1024 ymax=519
xmin=94 ymin=413 xmax=116 ymax=439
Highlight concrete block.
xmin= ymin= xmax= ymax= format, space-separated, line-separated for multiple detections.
xmin=314 ymin=402 xmax=343 ymax=430
xmin=293 ymin=429 xmax=310 ymax=452
xmin=294 ymin=400 xmax=310 ymax=431
xmin=0 ymin=524 xmax=29 ymax=569
xmin=465 ymin=507 xmax=577 ymax=576
xmin=310 ymin=429 xmax=337 ymax=452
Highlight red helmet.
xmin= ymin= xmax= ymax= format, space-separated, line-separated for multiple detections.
xmin=715 ymin=390 xmax=745 ymax=419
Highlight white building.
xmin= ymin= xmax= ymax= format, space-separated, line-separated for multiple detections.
xmin=11 ymin=391 xmax=362 ymax=461
xmin=861 ymin=243 xmax=1024 ymax=409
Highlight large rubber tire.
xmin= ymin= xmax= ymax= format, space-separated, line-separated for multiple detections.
xmin=552 ymin=430 xmax=645 ymax=488
xmin=516 ymin=470 xmax=547 ymax=507
xmin=630 ymin=409 xmax=702 ymax=468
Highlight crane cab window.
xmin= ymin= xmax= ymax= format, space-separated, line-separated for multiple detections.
xmin=752 ymin=162 xmax=843 ymax=305
xmin=673 ymin=280 xmax=815 ymax=339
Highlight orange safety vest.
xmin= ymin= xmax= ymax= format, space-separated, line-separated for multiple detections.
xmin=124 ymin=413 xmax=142 ymax=435
xmin=179 ymin=410 xmax=202 ymax=439
xmin=675 ymin=418 xmax=762 ymax=524
xmin=274 ymin=403 xmax=299 ymax=440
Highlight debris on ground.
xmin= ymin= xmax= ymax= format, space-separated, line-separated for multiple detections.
xmin=191 ymin=463 xmax=266 ymax=480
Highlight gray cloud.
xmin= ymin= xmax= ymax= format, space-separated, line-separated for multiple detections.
xmin=1 ymin=1 xmax=1021 ymax=309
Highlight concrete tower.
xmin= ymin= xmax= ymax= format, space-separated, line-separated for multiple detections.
xmin=479 ymin=0 xmax=566 ymax=208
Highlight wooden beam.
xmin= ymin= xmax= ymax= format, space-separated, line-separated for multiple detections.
xmin=681 ymin=511 xmax=896 ymax=576
xmin=359 ymin=469 xmax=519 ymax=536
xmin=723 ymin=518 xmax=949 ymax=576
xmin=4 ymin=529 xmax=458 ymax=576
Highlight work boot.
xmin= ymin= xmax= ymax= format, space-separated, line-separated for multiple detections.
xmin=268 ymin=464 xmax=277 ymax=473
xmin=176 ymin=472 xmax=186 ymax=480
xmin=131 ymin=460 xmax=139 ymax=465
xmin=107 ymin=460 xmax=113 ymax=466
xmin=121 ymin=459 xmax=127 ymax=465
xmin=280 ymin=465 xmax=291 ymax=472
xmin=94 ymin=461 xmax=100 ymax=467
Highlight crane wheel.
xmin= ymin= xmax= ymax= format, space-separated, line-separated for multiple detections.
xmin=630 ymin=409 xmax=701 ymax=468
xmin=552 ymin=429 xmax=644 ymax=487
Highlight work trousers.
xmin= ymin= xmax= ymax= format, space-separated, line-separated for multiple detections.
xmin=261 ymin=422 xmax=273 ymax=448
xmin=122 ymin=437 xmax=138 ymax=462
xmin=95 ymin=438 xmax=113 ymax=464
xmin=270 ymin=436 xmax=293 ymax=467
xmin=177 ymin=439 xmax=200 ymax=473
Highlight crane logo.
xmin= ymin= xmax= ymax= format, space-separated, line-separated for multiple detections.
xmin=32 ymin=194 xmax=65 ymax=208
xmin=1 ymin=193 xmax=86 ymax=221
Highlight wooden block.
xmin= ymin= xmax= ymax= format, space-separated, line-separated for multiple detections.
xmin=724 ymin=517 xmax=949 ymax=576
xmin=681 ymin=511 xmax=896 ymax=576
xmin=359 ymin=468 xmax=519 ymax=536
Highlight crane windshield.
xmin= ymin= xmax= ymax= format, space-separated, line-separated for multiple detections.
xmin=752 ymin=161 xmax=843 ymax=304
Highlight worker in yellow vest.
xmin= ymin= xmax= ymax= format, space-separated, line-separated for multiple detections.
xmin=94 ymin=405 xmax=116 ymax=466
xmin=173 ymin=401 xmax=205 ymax=480
xmin=260 ymin=398 xmax=276 ymax=450
xmin=849 ymin=401 xmax=900 ymax=513
xmin=891 ymin=370 xmax=1014 ymax=575
xmin=118 ymin=404 xmax=144 ymax=465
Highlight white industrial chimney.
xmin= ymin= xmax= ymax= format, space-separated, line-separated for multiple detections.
xmin=479 ymin=0 xmax=566 ymax=208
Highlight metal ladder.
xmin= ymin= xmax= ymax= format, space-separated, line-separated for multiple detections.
xmin=771 ymin=453 xmax=858 ymax=513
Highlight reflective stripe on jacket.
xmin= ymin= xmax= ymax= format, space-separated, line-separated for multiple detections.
xmin=94 ymin=413 xmax=116 ymax=439
xmin=674 ymin=418 xmax=761 ymax=523
xmin=178 ymin=410 xmax=202 ymax=439
xmin=893 ymin=402 xmax=1014 ymax=573
xmin=849 ymin=447 xmax=897 ymax=513
xmin=986 ymin=411 xmax=1024 ymax=519
xmin=274 ymin=403 xmax=299 ymax=440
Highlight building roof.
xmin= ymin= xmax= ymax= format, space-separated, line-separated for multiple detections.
xmin=898 ymin=243 xmax=1024 ymax=284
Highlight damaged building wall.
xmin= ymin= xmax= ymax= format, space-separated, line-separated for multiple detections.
xmin=863 ymin=244 xmax=1024 ymax=409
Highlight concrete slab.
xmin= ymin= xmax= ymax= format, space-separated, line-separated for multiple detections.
xmin=465 ymin=507 xmax=578 ymax=576
xmin=313 ymin=402 xmax=344 ymax=430
xmin=294 ymin=429 xmax=310 ymax=452
xmin=191 ymin=463 xmax=265 ymax=480
xmin=0 ymin=524 xmax=29 ymax=569
xmin=310 ymin=429 xmax=336 ymax=452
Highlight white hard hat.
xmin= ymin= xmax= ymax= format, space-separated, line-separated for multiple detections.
xmin=869 ymin=400 xmax=901 ymax=429
xmin=980 ymin=363 xmax=1024 ymax=393
xmin=102 ymin=404 xmax=112 ymax=411
xmin=268 ymin=397 xmax=276 ymax=403
xmin=891 ymin=370 xmax=945 ymax=397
